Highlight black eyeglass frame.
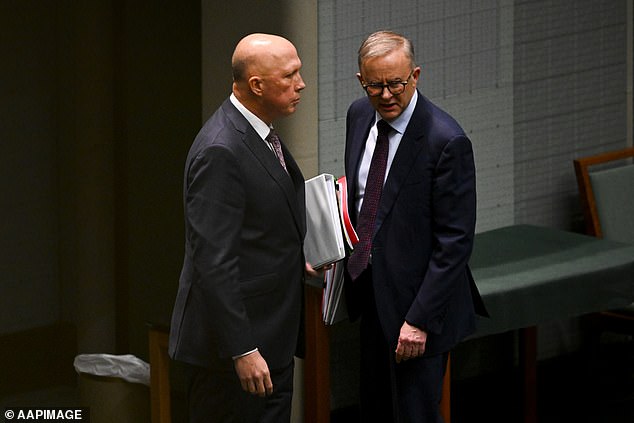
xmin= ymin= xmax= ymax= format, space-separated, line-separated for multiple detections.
xmin=360 ymin=70 xmax=415 ymax=97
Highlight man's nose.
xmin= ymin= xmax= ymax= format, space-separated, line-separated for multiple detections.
xmin=295 ymin=72 xmax=306 ymax=90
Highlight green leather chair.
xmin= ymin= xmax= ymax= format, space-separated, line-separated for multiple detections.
xmin=574 ymin=147 xmax=634 ymax=336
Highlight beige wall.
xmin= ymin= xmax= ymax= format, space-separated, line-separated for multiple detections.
xmin=201 ymin=0 xmax=319 ymax=178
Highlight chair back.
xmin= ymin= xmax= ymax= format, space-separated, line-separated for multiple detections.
xmin=573 ymin=147 xmax=634 ymax=242
xmin=588 ymin=164 xmax=634 ymax=243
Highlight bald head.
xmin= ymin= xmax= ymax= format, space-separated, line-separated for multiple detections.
xmin=232 ymin=33 xmax=296 ymax=83
xmin=230 ymin=33 xmax=305 ymax=124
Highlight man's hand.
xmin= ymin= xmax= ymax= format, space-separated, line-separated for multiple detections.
xmin=304 ymin=261 xmax=332 ymax=278
xmin=233 ymin=350 xmax=273 ymax=397
xmin=395 ymin=321 xmax=427 ymax=363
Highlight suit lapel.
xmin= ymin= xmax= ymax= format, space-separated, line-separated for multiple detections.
xmin=279 ymin=142 xmax=307 ymax=234
xmin=245 ymin=131 xmax=305 ymax=236
xmin=223 ymin=100 xmax=305 ymax=236
xmin=374 ymin=95 xmax=428 ymax=236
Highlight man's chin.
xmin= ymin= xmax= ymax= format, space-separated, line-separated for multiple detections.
xmin=286 ymin=105 xmax=300 ymax=115
xmin=378 ymin=111 xmax=400 ymax=121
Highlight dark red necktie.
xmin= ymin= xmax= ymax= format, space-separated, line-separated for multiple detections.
xmin=267 ymin=129 xmax=287 ymax=172
xmin=347 ymin=119 xmax=391 ymax=280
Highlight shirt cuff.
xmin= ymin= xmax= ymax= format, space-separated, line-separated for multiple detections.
xmin=232 ymin=348 xmax=258 ymax=360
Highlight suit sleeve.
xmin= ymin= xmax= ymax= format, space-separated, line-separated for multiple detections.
xmin=185 ymin=144 xmax=255 ymax=358
xmin=405 ymin=134 xmax=477 ymax=334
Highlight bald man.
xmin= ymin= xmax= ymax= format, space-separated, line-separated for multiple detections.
xmin=168 ymin=33 xmax=318 ymax=423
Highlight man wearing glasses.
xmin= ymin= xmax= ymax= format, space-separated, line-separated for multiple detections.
xmin=343 ymin=30 xmax=487 ymax=422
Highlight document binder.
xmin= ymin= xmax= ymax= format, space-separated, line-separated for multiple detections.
xmin=335 ymin=176 xmax=359 ymax=247
xmin=304 ymin=174 xmax=347 ymax=269
xmin=304 ymin=174 xmax=358 ymax=324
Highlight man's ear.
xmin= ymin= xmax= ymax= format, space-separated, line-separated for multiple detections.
xmin=411 ymin=66 xmax=421 ymax=88
xmin=248 ymin=76 xmax=263 ymax=96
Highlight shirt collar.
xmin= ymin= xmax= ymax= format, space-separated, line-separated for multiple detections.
xmin=375 ymin=90 xmax=418 ymax=134
xmin=230 ymin=93 xmax=272 ymax=140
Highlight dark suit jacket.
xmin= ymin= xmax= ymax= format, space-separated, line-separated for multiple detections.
xmin=345 ymin=92 xmax=487 ymax=356
xmin=169 ymin=98 xmax=307 ymax=371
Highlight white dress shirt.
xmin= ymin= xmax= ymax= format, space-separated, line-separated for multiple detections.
xmin=355 ymin=93 xmax=418 ymax=216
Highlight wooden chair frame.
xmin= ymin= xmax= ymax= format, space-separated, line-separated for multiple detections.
xmin=573 ymin=146 xmax=634 ymax=238
xmin=573 ymin=146 xmax=634 ymax=334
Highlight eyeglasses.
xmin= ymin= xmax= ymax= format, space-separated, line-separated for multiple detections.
xmin=361 ymin=70 xmax=414 ymax=97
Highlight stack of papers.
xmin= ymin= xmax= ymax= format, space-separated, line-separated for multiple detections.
xmin=322 ymin=261 xmax=348 ymax=325
xmin=304 ymin=174 xmax=358 ymax=324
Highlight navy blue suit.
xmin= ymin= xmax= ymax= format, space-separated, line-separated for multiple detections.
xmin=344 ymin=92 xmax=487 ymax=422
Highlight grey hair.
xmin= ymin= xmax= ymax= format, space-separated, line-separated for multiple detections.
xmin=358 ymin=30 xmax=416 ymax=69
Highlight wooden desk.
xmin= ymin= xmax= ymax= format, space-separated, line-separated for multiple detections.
xmin=148 ymin=324 xmax=170 ymax=423
xmin=303 ymin=225 xmax=634 ymax=423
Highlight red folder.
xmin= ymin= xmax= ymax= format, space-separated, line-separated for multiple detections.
xmin=336 ymin=176 xmax=359 ymax=247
